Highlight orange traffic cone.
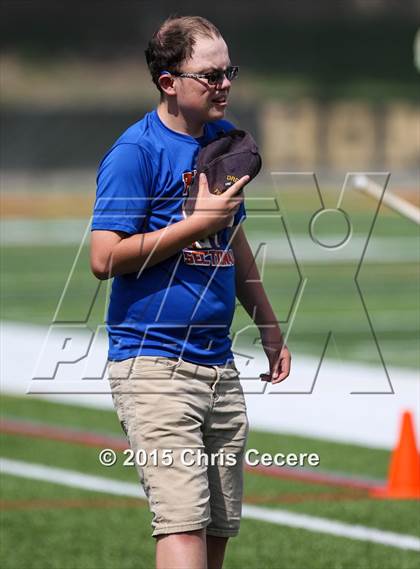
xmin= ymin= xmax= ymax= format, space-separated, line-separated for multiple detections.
xmin=371 ymin=411 xmax=420 ymax=499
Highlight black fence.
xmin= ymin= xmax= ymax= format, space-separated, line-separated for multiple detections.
xmin=1 ymin=106 xmax=260 ymax=170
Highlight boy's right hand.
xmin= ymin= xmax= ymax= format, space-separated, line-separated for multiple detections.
xmin=189 ymin=172 xmax=250 ymax=237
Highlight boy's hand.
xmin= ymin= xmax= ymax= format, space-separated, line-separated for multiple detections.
xmin=190 ymin=173 xmax=249 ymax=237
xmin=259 ymin=328 xmax=291 ymax=384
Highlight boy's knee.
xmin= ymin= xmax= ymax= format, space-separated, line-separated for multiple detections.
xmin=156 ymin=528 xmax=206 ymax=542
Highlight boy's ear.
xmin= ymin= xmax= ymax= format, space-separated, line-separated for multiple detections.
xmin=158 ymin=74 xmax=176 ymax=96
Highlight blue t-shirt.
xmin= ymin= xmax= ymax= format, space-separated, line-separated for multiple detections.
xmin=91 ymin=109 xmax=247 ymax=365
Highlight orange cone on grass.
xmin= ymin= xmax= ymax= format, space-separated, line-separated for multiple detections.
xmin=372 ymin=411 xmax=420 ymax=499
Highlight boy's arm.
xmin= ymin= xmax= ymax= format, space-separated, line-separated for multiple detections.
xmin=90 ymin=173 xmax=249 ymax=279
xmin=91 ymin=216 xmax=210 ymax=279
xmin=231 ymin=225 xmax=291 ymax=384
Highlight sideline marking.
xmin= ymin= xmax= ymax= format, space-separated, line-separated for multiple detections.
xmin=0 ymin=417 xmax=382 ymax=490
xmin=1 ymin=458 xmax=419 ymax=552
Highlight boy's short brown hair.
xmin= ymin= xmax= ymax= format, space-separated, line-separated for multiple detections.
xmin=145 ymin=15 xmax=221 ymax=92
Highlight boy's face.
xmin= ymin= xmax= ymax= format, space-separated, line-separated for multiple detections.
xmin=174 ymin=34 xmax=233 ymax=125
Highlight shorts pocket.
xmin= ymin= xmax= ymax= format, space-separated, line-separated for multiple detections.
xmin=107 ymin=358 xmax=135 ymax=380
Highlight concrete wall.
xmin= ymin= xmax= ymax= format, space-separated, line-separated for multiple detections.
xmin=1 ymin=101 xmax=418 ymax=175
xmin=261 ymin=100 xmax=419 ymax=172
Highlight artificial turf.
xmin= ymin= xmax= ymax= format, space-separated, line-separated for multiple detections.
xmin=1 ymin=395 xmax=419 ymax=569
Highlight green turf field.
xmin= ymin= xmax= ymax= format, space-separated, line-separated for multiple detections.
xmin=2 ymin=189 xmax=419 ymax=369
xmin=1 ymin=395 xmax=419 ymax=569
xmin=1 ymin=187 xmax=419 ymax=567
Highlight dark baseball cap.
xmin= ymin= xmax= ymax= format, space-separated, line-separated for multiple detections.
xmin=183 ymin=129 xmax=262 ymax=217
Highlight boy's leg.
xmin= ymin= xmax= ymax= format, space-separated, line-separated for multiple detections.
xmin=155 ymin=526 xmax=228 ymax=569
xmin=156 ymin=529 xmax=207 ymax=569
xmin=206 ymin=535 xmax=229 ymax=569
xmin=107 ymin=357 xmax=220 ymax=563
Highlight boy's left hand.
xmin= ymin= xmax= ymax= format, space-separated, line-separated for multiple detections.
xmin=259 ymin=329 xmax=291 ymax=384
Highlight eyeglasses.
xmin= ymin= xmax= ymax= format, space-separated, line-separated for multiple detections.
xmin=168 ymin=65 xmax=239 ymax=85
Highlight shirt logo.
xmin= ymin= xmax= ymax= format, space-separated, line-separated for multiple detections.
xmin=182 ymin=248 xmax=235 ymax=267
xmin=182 ymin=170 xmax=197 ymax=197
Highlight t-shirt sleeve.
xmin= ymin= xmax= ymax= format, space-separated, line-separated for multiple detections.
xmin=91 ymin=143 xmax=151 ymax=235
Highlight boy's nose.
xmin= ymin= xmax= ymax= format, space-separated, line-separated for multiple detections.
xmin=217 ymin=73 xmax=231 ymax=91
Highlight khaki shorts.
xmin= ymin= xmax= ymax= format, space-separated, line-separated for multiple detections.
xmin=107 ymin=355 xmax=249 ymax=538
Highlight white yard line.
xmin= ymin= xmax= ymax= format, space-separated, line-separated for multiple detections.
xmin=0 ymin=457 xmax=145 ymax=498
xmin=1 ymin=457 xmax=419 ymax=552
xmin=243 ymin=504 xmax=420 ymax=551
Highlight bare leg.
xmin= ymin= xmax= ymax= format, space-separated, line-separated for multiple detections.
xmin=156 ymin=529 xmax=207 ymax=569
xmin=206 ymin=535 xmax=229 ymax=569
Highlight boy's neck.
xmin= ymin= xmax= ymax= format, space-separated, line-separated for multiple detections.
xmin=157 ymin=101 xmax=204 ymax=139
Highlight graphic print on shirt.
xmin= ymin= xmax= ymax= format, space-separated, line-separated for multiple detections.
xmin=181 ymin=169 xmax=235 ymax=266
xmin=182 ymin=170 xmax=196 ymax=197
